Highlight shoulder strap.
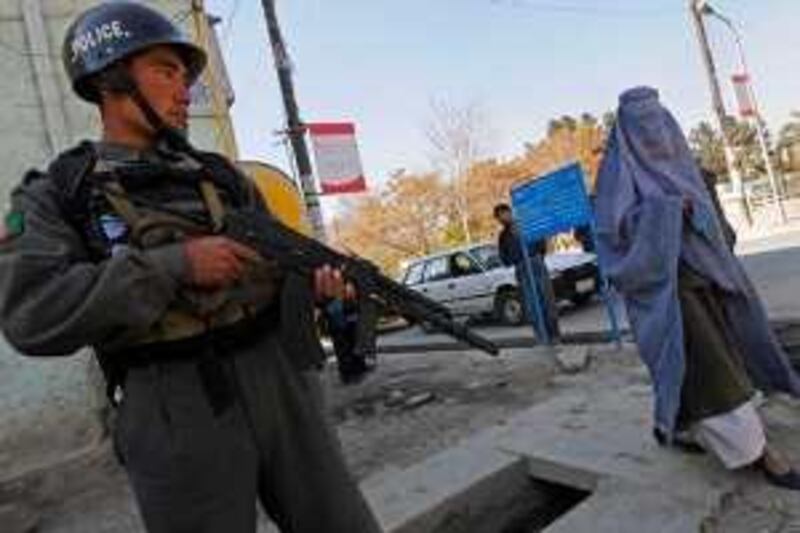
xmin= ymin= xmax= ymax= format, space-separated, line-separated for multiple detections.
xmin=102 ymin=179 xmax=143 ymax=226
xmin=199 ymin=180 xmax=225 ymax=231
xmin=193 ymin=152 xmax=247 ymax=208
xmin=47 ymin=142 xmax=97 ymax=198
xmin=45 ymin=141 xmax=98 ymax=228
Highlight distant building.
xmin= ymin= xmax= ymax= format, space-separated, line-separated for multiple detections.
xmin=0 ymin=0 xmax=238 ymax=476
xmin=780 ymin=140 xmax=800 ymax=174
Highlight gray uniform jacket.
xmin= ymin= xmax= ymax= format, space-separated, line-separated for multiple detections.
xmin=0 ymin=142 xmax=324 ymax=370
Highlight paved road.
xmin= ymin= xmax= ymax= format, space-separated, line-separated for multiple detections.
xmin=738 ymin=232 xmax=800 ymax=319
xmin=380 ymin=230 xmax=800 ymax=351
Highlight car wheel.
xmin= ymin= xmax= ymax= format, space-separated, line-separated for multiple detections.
xmin=495 ymin=290 xmax=525 ymax=326
xmin=569 ymin=293 xmax=594 ymax=307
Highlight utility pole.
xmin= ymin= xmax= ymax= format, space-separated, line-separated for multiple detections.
xmin=704 ymin=5 xmax=787 ymax=223
xmin=260 ymin=0 xmax=326 ymax=241
xmin=689 ymin=0 xmax=751 ymax=225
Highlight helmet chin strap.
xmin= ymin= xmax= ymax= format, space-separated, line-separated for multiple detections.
xmin=115 ymin=71 xmax=195 ymax=155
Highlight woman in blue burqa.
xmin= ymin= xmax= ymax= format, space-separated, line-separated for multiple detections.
xmin=595 ymin=87 xmax=800 ymax=489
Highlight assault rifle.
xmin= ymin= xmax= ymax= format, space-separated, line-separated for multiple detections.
xmin=89 ymin=72 xmax=499 ymax=357
xmin=222 ymin=207 xmax=500 ymax=356
xmin=96 ymin=177 xmax=499 ymax=356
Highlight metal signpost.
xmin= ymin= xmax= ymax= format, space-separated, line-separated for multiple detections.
xmin=510 ymin=162 xmax=621 ymax=346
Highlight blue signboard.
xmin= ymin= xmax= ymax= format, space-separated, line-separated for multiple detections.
xmin=509 ymin=162 xmax=621 ymax=346
xmin=510 ymin=162 xmax=592 ymax=245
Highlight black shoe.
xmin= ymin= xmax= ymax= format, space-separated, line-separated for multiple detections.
xmin=763 ymin=467 xmax=800 ymax=490
xmin=338 ymin=358 xmax=376 ymax=386
xmin=653 ymin=428 xmax=706 ymax=455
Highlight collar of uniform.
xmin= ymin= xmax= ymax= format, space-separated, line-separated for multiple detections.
xmin=92 ymin=141 xmax=169 ymax=165
xmin=92 ymin=141 xmax=199 ymax=170
xmin=153 ymin=139 xmax=204 ymax=170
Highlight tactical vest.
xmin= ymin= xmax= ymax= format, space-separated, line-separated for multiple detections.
xmin=42 ymin=143 xmax=324 ymax=410
xmin=47 ymin=142 xmax=280 ymax=349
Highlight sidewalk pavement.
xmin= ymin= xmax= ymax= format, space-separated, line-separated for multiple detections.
xmin=362 ymin=349 xmax=800 ymax=533
xmin=734 ymin=196 xmax=800 ymax=247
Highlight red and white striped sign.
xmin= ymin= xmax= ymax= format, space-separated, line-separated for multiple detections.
xmin=732 ymin=73 xmax=756 ymax=118
xmin=308 ymin=122 xmax=367 ymax=195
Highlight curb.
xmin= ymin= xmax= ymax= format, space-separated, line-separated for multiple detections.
xmin=377 ymin=317 xmax=800 ymax=361
xmin=376 ymin=329 xmax=634 ymax=355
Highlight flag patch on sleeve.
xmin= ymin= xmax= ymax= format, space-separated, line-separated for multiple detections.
xmin=0 ymin=211 xmax=24 ymax=242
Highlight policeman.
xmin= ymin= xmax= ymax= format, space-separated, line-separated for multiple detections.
xmin=0 ymin=3 xmax=381 ymax=532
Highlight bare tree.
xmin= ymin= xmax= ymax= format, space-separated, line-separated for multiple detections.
xmin=425 ymin=98 xmax=492 ymax=243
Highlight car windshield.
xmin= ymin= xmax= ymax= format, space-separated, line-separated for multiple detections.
xmin=470 ymin=245 xmax=503 ymax=270
xmin=403 ymin=262 xmax=426 ymax=285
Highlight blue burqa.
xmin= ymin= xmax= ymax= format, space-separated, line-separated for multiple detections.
xmin=595 ymin=87 xmax=800 ymax=436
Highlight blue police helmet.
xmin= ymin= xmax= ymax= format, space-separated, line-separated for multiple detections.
xmin=63 ymin=1 xmax=207 ymax=102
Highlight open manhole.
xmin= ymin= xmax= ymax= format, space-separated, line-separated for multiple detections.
xmin=424 ymin=468 xmax=591 ymax=533
xmin=499 ymin=478 xmax=590 ymax=533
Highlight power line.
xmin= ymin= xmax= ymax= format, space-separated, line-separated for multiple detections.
xmin=490 ymin=0 xmax=679 ymax=18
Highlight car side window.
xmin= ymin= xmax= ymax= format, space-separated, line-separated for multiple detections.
xmin=423 ymin=256 xmax=451 ymax=282
xmin=471 ymin=245 xmax=503 ymax=270
xmin=403 ymin=262 xmax=426 ymax=286
xmin=450 ymin=252 xmax=481 ymax=277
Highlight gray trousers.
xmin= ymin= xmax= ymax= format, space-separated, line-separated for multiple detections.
xmin=113 ymin=332 xmax=381 ymax=533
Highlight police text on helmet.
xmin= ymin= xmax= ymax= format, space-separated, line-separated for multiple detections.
xmin=70 ymin=21 xmax=132 ymax=63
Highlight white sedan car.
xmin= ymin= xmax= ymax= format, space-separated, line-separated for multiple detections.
xmin=401 ymin=243 xmax=599 ymax=326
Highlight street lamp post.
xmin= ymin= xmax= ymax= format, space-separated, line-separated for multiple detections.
xmin=700 ymin=3 xmax=787 ymax=222
xmin=689 ymin=0 xmax=751 ymax=225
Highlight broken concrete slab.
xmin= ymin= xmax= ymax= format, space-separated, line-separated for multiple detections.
xmin=493 ymin=384 xmax=735 ymax=506
xmin=403 ymin=392 xmax=436 ymax=410
xmin=384 ymin=390 xmax=406 ymax=407
xmin=0 ymin=502 xmax=39 ymax=533
xmin=362 ymin=364 xmax=765 ymax=533
xmin=542 ymin=477 xmax=716 ymax=533
xmin=552 ymin=345 xmax=591 ymax=374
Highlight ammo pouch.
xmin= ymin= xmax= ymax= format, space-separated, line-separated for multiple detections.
xmin=101 ymin=176 xmax=280 ymax=345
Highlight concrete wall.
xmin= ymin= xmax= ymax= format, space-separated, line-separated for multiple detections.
xmin=0 ymin=0 xmax=237 ymax=478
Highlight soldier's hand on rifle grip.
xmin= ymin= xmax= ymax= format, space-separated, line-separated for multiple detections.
xmin=314 ymin=264 xmax=352 ymax=302
xmin=344 ymin=281 xmax=357 ymax=301
xmin=184 ymin=236 xmax=260 ymax=289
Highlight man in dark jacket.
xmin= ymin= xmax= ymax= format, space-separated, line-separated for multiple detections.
xmin=494 ymin=203 xmax=560 ymax=341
